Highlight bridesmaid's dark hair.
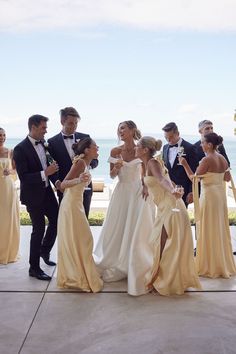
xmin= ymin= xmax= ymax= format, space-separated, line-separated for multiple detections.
xmin=72 ymin=137 xmax=93 ymax=156
xmin=204 ymin=132 xmax=223 ymax=149
xmin=117 ymin=120 xmax=142 ymax=141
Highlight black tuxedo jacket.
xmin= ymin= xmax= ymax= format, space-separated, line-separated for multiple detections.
xmin=48 ymin=132 xmax=97 ymax=182
xmin=194 ymin=140 xmax=230 ymax=166
xmin=13 ymin=137 xmax=58 ymax=207
xmin=162 ymin=139 xmax=198 ymax=204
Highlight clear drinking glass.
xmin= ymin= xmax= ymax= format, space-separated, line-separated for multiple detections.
xmin=83 ymin=165 xmax=91 ymax=190
xmin=172 ymin=185 xmax=184 ymax=212
xmin=177 ymin=147 xmax=186 ymax=165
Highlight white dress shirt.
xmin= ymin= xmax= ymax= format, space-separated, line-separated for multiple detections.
xmin=28 ymin=135 xmax=48 ymax=186
xmin=61 ymin=133 xmax=76 ymax=160
xmin=168 ymin=138 xmax=182 ymax=168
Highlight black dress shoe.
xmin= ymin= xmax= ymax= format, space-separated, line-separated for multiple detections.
xmin=233 ymin=252 xmax=236 ymax=255
xmin=40 ymin=254 xmax=56 ymax=266
xmin=29 ymin=268 xmax=52 ymax=281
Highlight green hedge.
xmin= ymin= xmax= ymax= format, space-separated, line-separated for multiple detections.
xmin=20 ymin=210 xmax=105 ymax=226
xmin=20 ymin=210 xmax=236 ymax=226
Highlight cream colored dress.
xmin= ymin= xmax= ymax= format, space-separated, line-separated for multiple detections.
xmin=57 ymin=181 xmax=103 ymax=292
xmin=193 ymin=172 xmax=236 ymax=278
xmin=0 ymin=151 xmax=20 ymax=264
xmin=94 ymin=158 xmax=155 ymax=295
xmin=144 ymin=164 xmax=201 ymax=295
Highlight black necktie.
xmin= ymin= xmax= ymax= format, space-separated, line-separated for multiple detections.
xmin=169 ymin=144 xmax=178 ymax=148
xmin=35 ymin=140 xmax=43 ymax=145
xmin=63 ymin=135 xmax=74 ymax=140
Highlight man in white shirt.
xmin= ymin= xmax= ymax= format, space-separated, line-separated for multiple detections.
xmin=48 ymin=107 xmax=98 ymax=218
xmin=162 ymin=122 xmax=198 ymax=206
xmin=13 ymin=115 xmax=59 ymax=280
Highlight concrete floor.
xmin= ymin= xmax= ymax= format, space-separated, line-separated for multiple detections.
xmin=1 ymin=226 xmax=236 ymax=354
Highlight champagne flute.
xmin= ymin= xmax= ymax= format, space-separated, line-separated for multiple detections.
xmin=83 ymin=165 xmax=92 ymax=191
xmin=177 ymin=147 xmax=186 ymax=166
xmin=172 ymin=185 xmax=184 ymax=212
xmin=116 ymin=154 xmax=123 ymax=165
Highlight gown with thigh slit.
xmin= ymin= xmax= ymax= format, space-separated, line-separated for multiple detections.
xmin=57 ymin=181 xmax=103 ymax=292
xmin=193 ymin=172 xmax=236 ymax=278
xmin=94 ymin=158 xmax=156 ymax=296
xmin=0 ymin=152 xmax=20 ymax=264
xmin=144 ymin=163 xmax=201 ymax=296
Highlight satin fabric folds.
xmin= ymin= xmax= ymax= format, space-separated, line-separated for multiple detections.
xmin=193 ymin=172 xmax=236 ymax=278
xmin=144 ymin=173 xmax=201 ymax=296
xmin=0 ymin=157 xmax=20 ymax=264
xmin=57 ymin=182 xmax=103 ymax=292
xmin=94 ymin=158 xmax=155 ymax=296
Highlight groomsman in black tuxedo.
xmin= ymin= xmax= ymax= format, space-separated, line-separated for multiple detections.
xmin=162 ymin=122 xmax=198 ymax=206
xmin=194 ymin=119 xmax=230 ymax=165
xmin=48 ymin=106 xmax=97 ymax=218
xmin=13 ymin=115 xmax=59 ymax=280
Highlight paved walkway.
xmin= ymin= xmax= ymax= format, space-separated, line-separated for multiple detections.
xmin=1 ymin=226 xmax=236 ymax=354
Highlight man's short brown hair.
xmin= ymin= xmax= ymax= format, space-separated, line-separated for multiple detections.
xmin=60 ymin=107 xmax=80 ymax=120
xmin=162 ymin=122 xmax=179 ymax=133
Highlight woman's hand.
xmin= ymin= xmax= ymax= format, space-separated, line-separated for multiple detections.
xmin=80 ymin=171 xmax=91 ymax=184
xmin=224 ymin=170 xmax=231 ymax=182
xmin=142 ymin=184 xmax=149 ymax=200
xmin=114 ymin=159 xmax=123 ymax=172
xmin=3 ymin=168 xmax=10 ymax=176
xmin=178 ymin=156 xmax=187 ymax=166
xmin=172 ymin=186 xmax=184 ymax=199
xmin=110 ymin=159 xmax=123 ymax=178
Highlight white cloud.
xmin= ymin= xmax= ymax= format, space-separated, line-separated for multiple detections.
xmin=0 ymin=0 xmax=236 ymax=32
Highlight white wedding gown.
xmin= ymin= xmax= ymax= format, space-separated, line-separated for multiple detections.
xmin=94 ymin=158 xmax=156 ymax=296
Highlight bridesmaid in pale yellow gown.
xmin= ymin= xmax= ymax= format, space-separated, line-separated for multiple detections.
xmin=57 ymin=137 xmax=103 ymax=292
xmin=135 ymin=136 xmax=201 ymax=295
xmin=0 ymin=127 xmax=20 ymax=264
xmin=179 ymin=132 xmax=236 ymax=278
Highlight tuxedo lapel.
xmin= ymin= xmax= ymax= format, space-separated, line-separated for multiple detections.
xmin=25 ymin=137 xmax=44 ymax=169
xmin=163 ymin=145 xmax=171 ymax=170
xmin=56 ymin=133 xmax=72 ymax=162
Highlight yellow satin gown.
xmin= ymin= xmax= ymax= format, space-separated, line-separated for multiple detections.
xmin=144 ymin=170 xmax=201 ymax=296
xmin=193 ymin=172 xmax=236 ymax=278
xmin=0 ymin=153 xmax=20 ymax=264
xmin=57 ymin=182 xmax=103 ymax=292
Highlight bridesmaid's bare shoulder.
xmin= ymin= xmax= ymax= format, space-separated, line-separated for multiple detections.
xmin=110 ymin=146 xmax=123 ymax=158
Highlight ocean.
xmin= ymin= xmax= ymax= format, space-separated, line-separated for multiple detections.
xmin=6 ymin=136 xmax=236 ymax=183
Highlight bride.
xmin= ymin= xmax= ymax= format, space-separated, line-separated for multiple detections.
xmin=94 ymin=121 xmax=155 ymax=295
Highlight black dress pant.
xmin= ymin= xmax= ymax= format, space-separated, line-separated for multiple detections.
xmin=27 ymin=187 xmax=58 ymax=270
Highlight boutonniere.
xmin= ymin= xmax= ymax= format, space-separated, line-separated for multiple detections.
xmin=43 ymin=142 xmax=49 ymax=150
xmin=177 ymin=146 xmax=186 ymax=157
xmin=42 ymin=141 xmax=55 ymax=165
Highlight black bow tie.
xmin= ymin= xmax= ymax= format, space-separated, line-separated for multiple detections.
xmin=63 ymin=135 xmax=74 ymax=140
xmin=169 ymin=144 xmax=178 ymax=148
xmin=35 ymin=140 xmax=43 ymax=146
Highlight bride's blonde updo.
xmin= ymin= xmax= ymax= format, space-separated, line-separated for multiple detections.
xmin=139 ymin=136 xmax=162 ymax=157
xmin=117 ymin=120 xmax=142 ymax=141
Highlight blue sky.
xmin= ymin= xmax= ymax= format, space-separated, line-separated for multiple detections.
xmin=0 ymin=0 xmax=236 ymax=139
